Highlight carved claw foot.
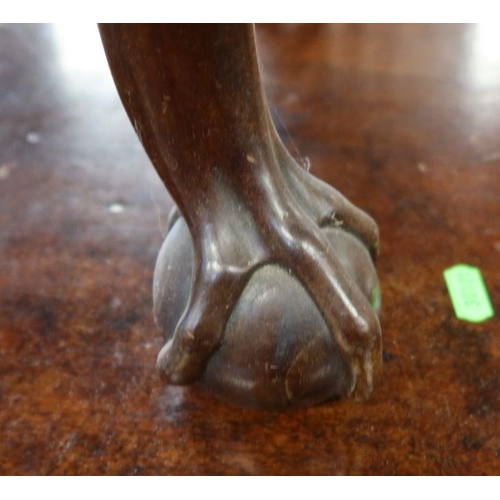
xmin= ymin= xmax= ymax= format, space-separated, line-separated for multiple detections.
xmin=154 ymin=156 xmax=381 ymax=409
xmin=99 ymin=23 xmax=382 ymax=409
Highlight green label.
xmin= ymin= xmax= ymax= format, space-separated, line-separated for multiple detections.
xmin=443 ymin=264 xmax=494 ymax=323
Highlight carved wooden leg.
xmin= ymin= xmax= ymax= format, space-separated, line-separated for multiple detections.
xmin=99 ymin=24 xmax=382 ymax=408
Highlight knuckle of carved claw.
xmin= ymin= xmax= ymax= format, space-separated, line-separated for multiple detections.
xmin=156 ymin=341 xmax=178 ymax=381
xmin=316 ymin=197 xmax=379 ymax=261
xmin=359 ymin=312 xmax=380 ymax=340
xmin=157 ymin=336 xmax=200 ymax=385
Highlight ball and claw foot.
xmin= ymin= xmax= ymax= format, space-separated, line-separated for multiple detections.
xmin=153 ymin=151 xmax=382 ymax=409
xmin=98 ymin=23 xmax=381 ymax=409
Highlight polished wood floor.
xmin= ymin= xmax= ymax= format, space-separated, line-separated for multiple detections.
xmin=1 ymin=24 xmax=499 ymax=475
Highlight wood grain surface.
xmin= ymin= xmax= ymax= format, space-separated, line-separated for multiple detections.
xmin=1 ymin=23 xmax=499 ymax=475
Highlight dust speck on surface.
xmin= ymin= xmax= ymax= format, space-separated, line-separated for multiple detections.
xmin=26 ymin=132 xmax=41 ymax=144
xmin=107 ymin=202 xmax=125 ymax=214
xmin=110 ymin=297 xmax=122 ymax=310
xmin=0 ymin=163 xmax=15 ymax=180
xmin=482 ymin=152 xmax=500 ymax=162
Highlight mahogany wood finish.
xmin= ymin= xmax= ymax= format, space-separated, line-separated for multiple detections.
xmin=98 ymin=24 xmax=381 ymax=408
xmin=1 ymin=24 xmax=500 ymax=474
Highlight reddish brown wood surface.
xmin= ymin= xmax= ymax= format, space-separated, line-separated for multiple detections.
xmin=1 ymin=24 xmax=499 ymax=474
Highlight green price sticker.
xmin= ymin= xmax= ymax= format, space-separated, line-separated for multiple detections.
xmin=443 ymin=264 xmax=494 ymax=323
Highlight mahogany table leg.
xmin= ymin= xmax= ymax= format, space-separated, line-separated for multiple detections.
xmin=99 ymin=24 xmax=382 ymax=408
